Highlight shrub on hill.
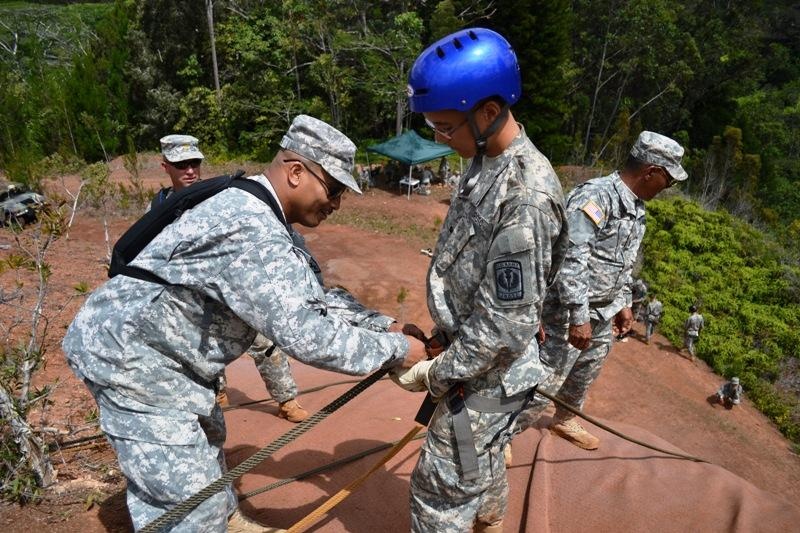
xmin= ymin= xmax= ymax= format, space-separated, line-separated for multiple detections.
xmin=642 ymin=197 xmax=800 ymax=445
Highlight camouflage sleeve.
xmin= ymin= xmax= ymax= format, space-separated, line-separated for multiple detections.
xmin=292 ymin=229 xmax=395 ymax=331
xmin=324 ymin=286 xmax=395 ymax=332
xmin=556 ymin=186 xmax=611 ymax=325
xmin=431 ymin=202 xmax=561 ymax=391
xmin=210 ymin=231 xmax=408 ymax=375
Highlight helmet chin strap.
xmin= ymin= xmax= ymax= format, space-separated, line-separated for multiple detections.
xmin=459 ymin=104 xmax=510 ymax=197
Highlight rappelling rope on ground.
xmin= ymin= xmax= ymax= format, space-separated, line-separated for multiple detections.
xmin=536 ymin=388 xmax=708 ymax=463
xmin=139 ymin=367 xmax=390 ymax=533
xmin=238 ymin=432 xmax=427 ymax=501
xmin=286 ymin=424 xmax=426 ymax=533
xmin=53 ymin=378 xmax=383 ymax=450
xmin=221 ymin=376 xmax=389 ymax=411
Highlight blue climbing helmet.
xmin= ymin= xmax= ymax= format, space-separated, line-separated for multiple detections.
xmin=408 ymin=28 xmax=521 ymax=113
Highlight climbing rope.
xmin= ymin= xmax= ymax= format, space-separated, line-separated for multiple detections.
xmin=537 ymin=389 xmax=708 ymax=463
xmin=139 ymin=367 xmax=389 ymax=533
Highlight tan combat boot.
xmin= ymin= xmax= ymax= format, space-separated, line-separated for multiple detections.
xmin=216 ymin=388 xmax=229 ymax=407
xmin=277 ymin=399 xmax=308 ymax=423
xmin=475 ymin=520 xmax=503 ymax=532
xmin=228 ymin=509 xmax=286 ymax=532
xmin=550 ymin=417 xmax=600 ymax=450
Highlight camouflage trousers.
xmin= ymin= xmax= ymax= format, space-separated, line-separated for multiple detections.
xmin=86 ymin=381 xmax=236 ymax=532
xmin=515 ymin=315 xmax=613 ymax=430
xmin=250 ymin=333 xmax=298 ymax=403
xmin=645 ymin=319 xmax=658 ymax=342
xmin=410 ymin=389 xmax=511 ymax=532
xmin=685 ymin=333 xmax=699 ymax=356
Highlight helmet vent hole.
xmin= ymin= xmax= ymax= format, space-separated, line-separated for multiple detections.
xmin=453 ymin=38 xmax=463 ymax=49
xmin=468 ymin=30 xmax=478 ymax=40
xmin=436 ymin=46 xmax=445 ymax=58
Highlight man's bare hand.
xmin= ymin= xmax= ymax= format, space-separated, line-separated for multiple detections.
xmin=568 ymin=322 xmax=592 ymax=350
xmin=614 ymin=307 xmax=633 ymax=336
xmin=401 ymin=335 xmax=428 ymax=368
xmin=537 ymin=324 xmax=547 ymax=345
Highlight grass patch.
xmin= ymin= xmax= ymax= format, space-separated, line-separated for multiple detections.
xmin=329 ymin=209 xmax=442 ymax=247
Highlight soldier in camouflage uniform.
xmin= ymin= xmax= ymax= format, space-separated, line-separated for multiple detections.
xmin=393 ymin=28 xmax=569 ymax=533
xmin=62 ymin=115 xmax=427 ymax=533
xmin=716 ymin=376 xmax=742 ymax=406
xmin=684 ymin=305 xmax=705 ymax=359
xmin=515 ymin=130 xmax=688 ymax=451
xmin=644 ymin=293 xmax=663 ymax=344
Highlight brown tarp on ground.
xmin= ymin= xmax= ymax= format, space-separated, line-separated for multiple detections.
xmin=225 ymin=357 xmax=800 ymax=532
xmin=507 ymin=417 xmax=800 ymax=532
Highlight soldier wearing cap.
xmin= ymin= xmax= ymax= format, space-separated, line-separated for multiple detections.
xmin=684 ymin=304 xmax=705 ymax=360
xmin=716 ymin=376 xmax=742 ymax=407
xmin=153 ymin=134 xmax=205 ymax=208
xmin=62 ymin=115 xmax=427 ymax=532
xmin=515 ymin=130 xmax=688 ymax=451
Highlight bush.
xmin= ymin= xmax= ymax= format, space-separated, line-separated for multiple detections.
xmin=642 ymin=197 xmax=800 ymax=445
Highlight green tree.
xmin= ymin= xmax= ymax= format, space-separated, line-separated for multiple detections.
xmin=486 ymin=0 xmax=574 ymax=161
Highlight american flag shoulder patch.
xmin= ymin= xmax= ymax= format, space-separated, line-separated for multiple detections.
xmin=581 ymin=199 xmax=605 ymax=226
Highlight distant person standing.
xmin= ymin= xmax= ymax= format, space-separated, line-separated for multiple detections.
xmin=631 ymin=278 xmax=648 ymax=321
xmin=644 ymin=293 xmax=663 ymax=344
xmin=152 ymin=134 xmax=204 ymax=208
xmin=716 ymin=376 xmax=743 ymax=407
xmin=684 ymin=305 xmax=705 ymax=360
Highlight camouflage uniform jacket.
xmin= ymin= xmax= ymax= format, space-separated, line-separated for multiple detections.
xmin=646 ymin=299 xmax=663 ymax=322
xmin=426 ymin=129 xmax=568 ymax=397
xmin=62 ymin=174 xmax=408 ymax=418
xmin=290 ymin=229 xmax=395 ymax=331
xmin=553 ymin=171 xmax=646 ymax=325
xmin=685 ymin=313 xmax=704 ymax=336
xmin=718 ymin=381 xmax=742 ymax=402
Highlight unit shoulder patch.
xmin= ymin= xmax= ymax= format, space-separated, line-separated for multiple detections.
xmin=494 ymin=260 xmax=524 ymax=301
xmin=581 ymin=199 xmax=605 ymax=227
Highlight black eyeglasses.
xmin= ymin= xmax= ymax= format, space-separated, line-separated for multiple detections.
xmin=284 ymin=159 xmax=346 ymax=200
xmin=425 ymin=117 xmax=469 ymax=141
xmin=169 ymin=158 xmax=202 ymax=170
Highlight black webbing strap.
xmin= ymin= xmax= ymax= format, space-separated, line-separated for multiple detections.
xmin=449 ymin=386 xmax=534 ymax=481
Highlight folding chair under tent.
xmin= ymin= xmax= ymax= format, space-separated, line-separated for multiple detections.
xmin=366 ymin=130 xmax=455 ymax=198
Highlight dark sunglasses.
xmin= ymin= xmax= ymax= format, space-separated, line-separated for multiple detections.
xmin=169 ymin=158 xmax=202 ymax=170
xmin=284 ymin=159 xmax=346 ymax=200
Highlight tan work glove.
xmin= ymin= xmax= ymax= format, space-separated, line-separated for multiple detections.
xmin=390 ymin=359 xmax=437 ymax=393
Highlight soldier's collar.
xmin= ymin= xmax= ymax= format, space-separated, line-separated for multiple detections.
xmin=613 ymin=172 xmax=642 ymax=214
xmin=463 ymin=125 xmax=527 ymax=206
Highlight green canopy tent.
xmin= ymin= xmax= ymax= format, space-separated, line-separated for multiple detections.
xmin=366 ymin=130 xmax=454 ymax=198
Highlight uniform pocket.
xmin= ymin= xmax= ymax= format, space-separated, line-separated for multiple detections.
xmin=434 ymin=216 xmax=475 ymax=272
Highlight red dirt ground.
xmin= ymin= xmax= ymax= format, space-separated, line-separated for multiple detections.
xmin=1 ymin=158 xmax=798 ymax=531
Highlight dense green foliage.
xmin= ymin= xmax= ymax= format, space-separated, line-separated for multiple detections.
xmin=2 ymin=1 xmax=798 ymax=231
xmin=643 ymin=197 xmax=800 ymax=443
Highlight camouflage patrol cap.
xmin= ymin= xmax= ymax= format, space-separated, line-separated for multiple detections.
xmin=731 ymin=377 xmax=740 ymax=384
xmin=160 ymin=134 xmax=204 ymax=163
xmin=280 ymin=115 xmax=361 ymax=194
xmin=630 ymin=131 xmax=688 ymax=182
